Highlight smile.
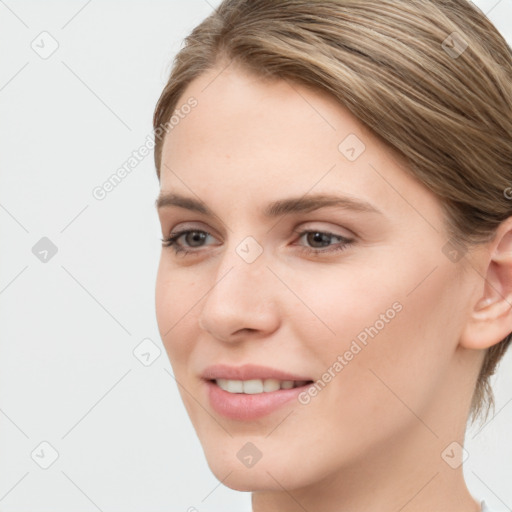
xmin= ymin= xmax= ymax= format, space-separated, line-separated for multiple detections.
xmin=205 ymin=379 xmax=315 ymax=421
xmin=213 ymin=378 xmax=312 ymax=394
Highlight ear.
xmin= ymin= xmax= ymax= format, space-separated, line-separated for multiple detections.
xmin=460 ymin=216 xmax=512 ymax=350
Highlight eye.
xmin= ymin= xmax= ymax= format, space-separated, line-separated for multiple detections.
xmin=161 ymin=229 xmax=215 ymax=255
xmin=161 ymin=228 xmax=354 ymax=256
xmin=293 ymin=229 xmax=354 ymax=255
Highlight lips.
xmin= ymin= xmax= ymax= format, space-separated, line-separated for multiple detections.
xmin=204 ymin=379 xmax=313 ymax=420
xmin=199 ymin=363 xmax=316 ymax=420
xmin=201 ymin=363 xmax=313 ymax=382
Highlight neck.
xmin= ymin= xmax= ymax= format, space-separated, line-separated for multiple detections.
xmin=251 ymin=418 xmax=481 ymax=512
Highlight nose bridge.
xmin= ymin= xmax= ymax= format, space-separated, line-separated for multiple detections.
xmin=208 ymin=234 xmax=269 ymax=307
xmin=198 ymin=233 xmax=279 ymax=340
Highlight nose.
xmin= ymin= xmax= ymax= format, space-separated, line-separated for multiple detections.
xmin=198 ymin=245 xmax=280 ymax=343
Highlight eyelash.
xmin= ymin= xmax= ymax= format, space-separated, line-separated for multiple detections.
xmin=161 ymin=228 xmax=354 ymax=257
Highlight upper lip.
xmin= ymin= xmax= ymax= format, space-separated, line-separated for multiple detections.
xmin=201 ymin=364 xmax=313 ymax=382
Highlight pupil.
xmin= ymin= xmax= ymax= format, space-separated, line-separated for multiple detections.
xmin=309 ymin=232 xmax=330 ymax=248
xmin=187 ymin=231 xmax=206 ymax=247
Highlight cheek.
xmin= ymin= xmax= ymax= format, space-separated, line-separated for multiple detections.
xmin=281 ymin=262 xmax=405 ymax=361
xmin=286 ymin=259 xmax=462 ymax=426
xmin=155 ymin=258 xmax=199 ymax=362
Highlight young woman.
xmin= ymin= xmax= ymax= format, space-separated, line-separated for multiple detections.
xmin=153 ymin=1 xmax=511 ymax=510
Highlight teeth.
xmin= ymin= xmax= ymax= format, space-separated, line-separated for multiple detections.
xmin=215 ymin=378 xmax=309 ymax=394
xmin=263 ymin=379 xmax=281 ymax=392
xmin=243 ymin=379 xmax=263 ymax=394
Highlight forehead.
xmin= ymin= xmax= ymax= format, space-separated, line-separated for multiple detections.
xmin=158 ymin=64 xmax=440 ymax=224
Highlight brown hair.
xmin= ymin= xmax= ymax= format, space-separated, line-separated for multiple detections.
xmin=153 ymin=0 xmax=512 ymax=424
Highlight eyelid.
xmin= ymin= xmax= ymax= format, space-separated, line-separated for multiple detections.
xmin=166 ymin=219 xmax=357 ymax=238
xmin=166 ymin=220 xmax=221 ymax=237
xmin=166 ymin=221 xmax=354 ymax=243
xmin=293 ymin=221 xmax=356 ymax=239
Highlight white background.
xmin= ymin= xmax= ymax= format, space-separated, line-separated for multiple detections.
xmin=0 ymin=1 xmax=511 ymax=511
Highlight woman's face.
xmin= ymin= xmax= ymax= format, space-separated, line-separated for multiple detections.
xmin=155 ymin=62 xmax=483 ymax=492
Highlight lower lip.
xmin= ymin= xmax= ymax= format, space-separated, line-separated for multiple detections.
xmin=204 ymin=379 xmax=312 ymax=421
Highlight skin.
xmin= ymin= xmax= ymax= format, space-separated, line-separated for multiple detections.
xmin=155 ymin=59 xmax=512 ymax=512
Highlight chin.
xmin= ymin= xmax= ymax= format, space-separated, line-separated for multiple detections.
xmin=202 ymin=443 xmax=317 ymax=492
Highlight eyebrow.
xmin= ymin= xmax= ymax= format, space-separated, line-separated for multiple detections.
xmin=155 ymin=192 xmax=382 ymax=217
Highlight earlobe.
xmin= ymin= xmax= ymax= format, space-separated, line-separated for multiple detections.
xmin=460 ymin=217 xmax=512 ymax=350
